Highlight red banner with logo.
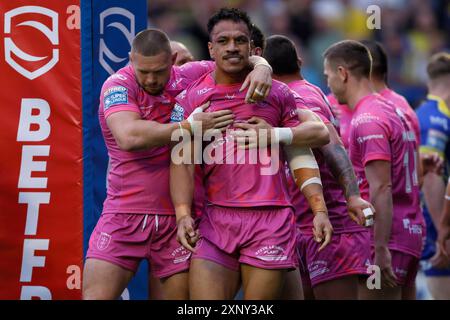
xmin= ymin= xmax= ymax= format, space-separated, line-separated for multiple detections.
xmin=0 ymin=1 xmax=83 ymax=299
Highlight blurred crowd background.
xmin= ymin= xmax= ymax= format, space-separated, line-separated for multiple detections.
xmin=147 ymin=0 xmax=450 ymax=108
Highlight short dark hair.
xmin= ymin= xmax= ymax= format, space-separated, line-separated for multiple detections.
xmin=263 ymin=35 xmax=300 ymax=76
xmin=251 ymin=24 xmax=265 ymax=51
xmin=132 ymin=29 xmax=171 ymax=56
xmin=207 ymin=8 xmax=252 ymax=39
xmin=360 ymin=39 xmax=388 ymax=81
xmin=427 ymin=52 xmax=450 ymax=80
xmin=323 ymin=40 xmax=372 ymax=79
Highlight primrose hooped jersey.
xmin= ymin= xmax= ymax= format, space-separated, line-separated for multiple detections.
xmin=416 ymin=95 xmax=450 ymax=172
xmin=416 ymin=95 xmax=450 ymax=259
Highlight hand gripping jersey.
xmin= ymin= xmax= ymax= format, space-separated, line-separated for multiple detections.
xmin=172 ymin=72 xmax=300 ymax=208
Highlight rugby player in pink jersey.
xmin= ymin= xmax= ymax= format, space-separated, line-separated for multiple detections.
xmin=328 ymin=41 xmax=421 ymax=153
xmin=360 ymin=40 xmax=434 ymax=188
xmin=261 ymin=35 xmax=374 ymax=300
xmin=323 ymin=40 xmax=425 ymax=300
xmin=82 ymin=28 xmax=274 ymax=300
xmin=170 ymin=8 xmax=333 ymax=300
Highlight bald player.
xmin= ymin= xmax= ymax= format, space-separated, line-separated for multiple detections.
xmin=170 ymin=41 xmax=195 ymax=66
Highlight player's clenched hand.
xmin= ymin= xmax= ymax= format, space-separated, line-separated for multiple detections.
xmin=312 ymin=212 xmax=333 ymax=252
xmin=176 ymin=215 xmax=199 ymax=253
xmin=375 ymin=246 xmax=398 ymax=288
xmin=430 ymin=244 xmax=450 ymax=269
xmin=231 ymin=117 xmax=272 ymax=149
xmin=421 ymin=152 xmax=443 ymax=175
xmin=347 ymin=195 xmax=375 ymax=227
xmin=240 ymin=65 xmax=272 ymax=103
xmin=431 ymin=224 xmax=450 ymax=269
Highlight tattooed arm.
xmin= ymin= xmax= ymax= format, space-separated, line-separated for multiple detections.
xmin=320 ymin=123 xmax=375 ymax=226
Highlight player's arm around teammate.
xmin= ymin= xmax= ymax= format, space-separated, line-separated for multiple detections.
xmin=107 ymin=104 xmax=233 ymax=152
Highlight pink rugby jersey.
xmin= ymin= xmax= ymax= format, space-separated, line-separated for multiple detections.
xmin=99 ymin=61 xmax=214 ymax=215
xmin=348 ymin=93 xmax=424 ymax=257
xmin=379 ymin=88 xmax=420 ymax=145
xmin=287 ymin=80 xmax=365 ymax=234
xmin=172 ymin=72 xmax=300 ymax=208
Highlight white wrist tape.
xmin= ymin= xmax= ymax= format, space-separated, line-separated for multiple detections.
xmin=363 ymin=207 xmax=374 ymax=227
xmin=274 ymin=127 xmax=293 ymax=145
xmin=285 ymin=146 xmax=319 ymax=171
xmin=300 ymin=177 xmax=322 ymax=191
xmin=187 ymin=106 xmax=204 ymax=133
xmin=445 ymin=195 xmax=450 ymax=201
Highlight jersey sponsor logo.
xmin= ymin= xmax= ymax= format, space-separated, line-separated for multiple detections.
xmin=255 ymin=245 xmax=287 ymax=262
xmin=430 ymin=115 xmax=448 ymax=131
xmin=97 ymin=232 xmax=112 ymax=251
xmin=171 ymin=245 xmax=191 ymax=264
xmin=107 ymin=73 xmax=127 ymax=81
xmin=357 ymin=134 xmax=384 ymax=144
xmin=103 ymin=86 xmax=128 ymax=109
xmin=197 ymin=87 xmax=213 ymax=96
xmin=171 ymin=77 xmax=183 ymax=89
xmin=170 ymin=103 xmax=185 ymax=122
xmin=4 ymin=6 xmax=59 ymax=80
xmin=426 ymin=129 xmax=448 ymax=151
xmin=351 ymin=113 xmax=380 ymax=126
xmin=402 ymin=218 xmax=423 ymax=235
xmin=308 ymin=260 xmax=330 ymax=279
xmin=99 ymin=8 xmax=135 ymax=75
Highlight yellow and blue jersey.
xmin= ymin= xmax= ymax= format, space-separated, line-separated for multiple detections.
xmin=416 ymin=94 xmax=450 ymax=171
xmin=416 ymin=95 xmax=450 ymax=274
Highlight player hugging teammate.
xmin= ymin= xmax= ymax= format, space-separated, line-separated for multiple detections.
xmin=84 ymin=7 xmax=447 ymax=300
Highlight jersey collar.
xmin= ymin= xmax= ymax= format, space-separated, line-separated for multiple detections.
xmin=428 ymin=94 xmax=450 ymax=117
